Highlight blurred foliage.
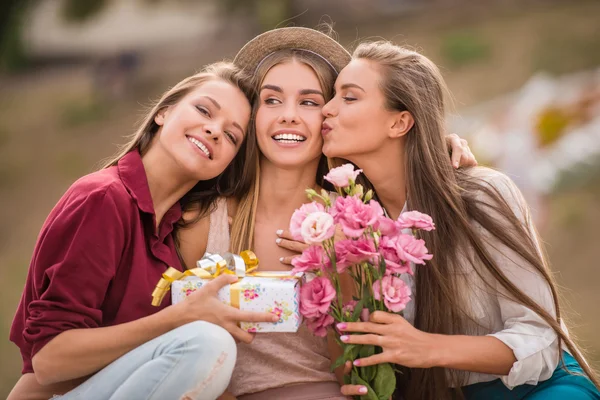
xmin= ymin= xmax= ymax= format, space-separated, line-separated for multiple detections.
xmin=440 ymin=31 xmax=491 ymax=68
xmin=0 ymin=1 xmax=31 ymax=72
xmin=61 ymin=0 xmax=109 ymax=23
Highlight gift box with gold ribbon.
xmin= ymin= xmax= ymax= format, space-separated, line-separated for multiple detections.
xmin=152 ymin=251 xmax=303 ymax=333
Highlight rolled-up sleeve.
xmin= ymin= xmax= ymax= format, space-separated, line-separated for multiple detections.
xmin=478 ymin=170 xmax=561 ymax=388
xmin=24 ymin=185 xmax=125 ymax=358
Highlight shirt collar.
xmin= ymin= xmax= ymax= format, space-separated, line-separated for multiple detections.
xmin=117 ymin=150 xmax=182 ymax=225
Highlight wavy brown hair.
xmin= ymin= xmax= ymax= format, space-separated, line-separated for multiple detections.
xmin=349 ymin=41 xmax=599 ymax=400
xmin=101 ymin=62 xmax=257 ymax=224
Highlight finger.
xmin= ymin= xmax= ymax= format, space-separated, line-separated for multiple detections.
xmin=232 ymin=309 xmax=280 ymax=323
xmin=450 ymin=138 xmax=462 ymax=168
xmin=343 ymin=360 xmax=352 ymax=375
xmin=279 ymin=255 xmax=298 ymax=265
xmin=337 ymin=321 xmax=386 ymax=335
xmin=275 ymin=229 xmax=297 ymax=241
xmin=353 ymin=352 xmax=389 ymax=367
xmin=340 ymin=385 xmax=369 ymax=396
xmin=228 ymin=325 xmax=255 ymax=344
xmin=340 ymin=333 xmax=384 ymax=346
xmin=202 ymin=274 xmax=238 ymax=294
xmin=370 ymin=310 xmax=402 ymax=324
xmin=275 ymin=237 xmax=309 ymax=253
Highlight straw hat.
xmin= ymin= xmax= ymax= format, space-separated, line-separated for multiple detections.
xmin=234 ymin=27 xmax=351 ymax=74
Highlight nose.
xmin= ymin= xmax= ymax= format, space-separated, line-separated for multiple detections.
xmin=322 ymin=98 xmax=336 ymax=118
xmin=278 ymin=102 xmax=299 ymax=124
xmin=204 ymin=123 xmax=223 ymax=142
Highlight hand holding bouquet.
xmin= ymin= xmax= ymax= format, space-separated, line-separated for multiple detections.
xmin=290 ymin=164 xmax=435 ymax=399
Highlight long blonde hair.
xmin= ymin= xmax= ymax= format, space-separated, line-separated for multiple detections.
xmin=102 ymin=62 xmax=257 ymax=222
xmin=351 ymin=41 xmax=599 ymax=400
xmin=230 ymin=49 xmax=337 ymax=253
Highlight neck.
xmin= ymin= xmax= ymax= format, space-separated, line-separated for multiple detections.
xmin=256 ymin=156 xmax=321 ymax=221
xmin=355 ymin=139 xmax=406 ymax=220
xmin=142 ymin=147 xmax=197 ymax=228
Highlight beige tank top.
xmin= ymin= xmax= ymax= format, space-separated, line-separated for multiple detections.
xmin=206 ymin=198 xmax=337 ymax=396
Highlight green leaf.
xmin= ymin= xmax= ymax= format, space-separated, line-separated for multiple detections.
xmin=352 ymin=374 xmax=379 ymax=400
xmin=373 ymin=363 xmax=396 ymax=400
xmin=359 ymin=345 xmax=377 ymax=381
xmin=331 ymin=354 xmax=346 ymax=372
xmin=343 ymin=374 xmax=352 ymax=385
xmin=343 ymin=344 xmax=356 ymax=360
xmin=351 ymin=298 xmax=365 ymax=321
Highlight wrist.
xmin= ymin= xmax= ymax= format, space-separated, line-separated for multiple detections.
xmin=425 ymin=333 xmax=451 ymax=368
xmin=163 ymin=301 xmax=193 ymax=329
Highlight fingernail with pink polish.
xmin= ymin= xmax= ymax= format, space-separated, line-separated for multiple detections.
xmin=353 ymin=360 xmax=361 ymax=366
xmin=337 ymin=323 xmax=347 ymax=330
xmin=276 ymin=229 xmax=283 ymax=236
xmin=359 ymin=386 xmax=367 ymax=394
xmin=340 ymin=335 xmax=349 ymax=342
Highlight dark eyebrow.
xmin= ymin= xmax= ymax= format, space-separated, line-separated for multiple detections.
xmin=299 ymin=89 xmax=324 ymax=97
xmin=260 ymin=84 xmax=282 ymax=93
xmin=202 ymin=96 xmax=221 ymax=110
xmin=340 ymin=83 xmax=365 ymax=92
xmin=232 ymin=122 xmax=244 ymax=135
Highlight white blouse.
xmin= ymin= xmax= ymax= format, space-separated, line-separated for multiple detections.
xmin=401 ymin=168 xmax=564 ymax=389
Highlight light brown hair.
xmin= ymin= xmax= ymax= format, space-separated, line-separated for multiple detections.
xmin=351 ymin=41 xmax=599 ymax=400
xmin=101 ymin=62 xmax=257 ymax=222
xmin=230 ymin=49 xmax=337 ymax=253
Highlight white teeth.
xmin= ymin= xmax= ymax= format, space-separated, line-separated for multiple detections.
xmin=187 ymin=137 xmax=211 ymax=158
xmin=273 ymin=133 xmax=306 ymax=142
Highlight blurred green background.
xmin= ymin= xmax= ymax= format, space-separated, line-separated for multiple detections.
xmin=1 ymin=0 xmax=599 ymax=397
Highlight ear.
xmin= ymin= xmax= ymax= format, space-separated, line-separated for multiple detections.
xmin=389 ymin=111 xmax=414 ymax=139
xmin=154 ymin=107 xmax=169 ymax=126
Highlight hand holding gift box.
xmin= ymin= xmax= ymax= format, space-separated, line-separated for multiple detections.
xmin=152 ymin=251 xmax=304 ymax=333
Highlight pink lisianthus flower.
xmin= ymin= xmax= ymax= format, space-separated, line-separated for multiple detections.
xmin=300 ymin=211 xmax=336 ymax=244
xmin=324 ymin=163 xmax=362 ymax=188
xmin=330 ymin=196 xmax=384 ymax=238
xmin=291 ymin=245 xmax=329 ymax=274
xmin=397 ymin=211 xmax=436 ymax=231
xmin=379 ymin=235 xmax=413 ymax=275
xmin=290 ymin=202 xmax=325 ymax=241
xmin=299 ymin=276 xmax=336 ymax=319
xmin=372 ymin=275 xmax=412 ymax=312
xmin=307 ymin=313 xmax=335 ymax=337
xmin=396 ymin=234 xmax=433 ymax=265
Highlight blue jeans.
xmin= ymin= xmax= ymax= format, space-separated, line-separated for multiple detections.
xmin=462 ymin=352 xmax=600 ymax=400
xmin=55 ymin=321 xmax=236 ymax=400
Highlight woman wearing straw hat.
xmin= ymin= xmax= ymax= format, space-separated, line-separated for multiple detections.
xmin=176 ymin=27 xmax=476 ymax=399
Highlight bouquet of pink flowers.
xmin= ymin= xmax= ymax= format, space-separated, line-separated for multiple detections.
xmin=290 ymin=164 xmax=435 ymax=399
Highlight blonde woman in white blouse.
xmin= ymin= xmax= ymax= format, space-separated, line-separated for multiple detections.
xmin=316 ymin=41 xmax=600 ymax=400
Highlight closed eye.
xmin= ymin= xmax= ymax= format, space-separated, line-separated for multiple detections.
xmin=195 ymin=105 xmax=211 ymax=117
xmin=342 ymin=96 xmax=357 ymax=102
xmin=225 ymin=131 xmax=238 ymax=145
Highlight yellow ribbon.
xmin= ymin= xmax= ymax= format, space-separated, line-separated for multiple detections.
xmin=151 ymin=250 xmax=298 ymax=307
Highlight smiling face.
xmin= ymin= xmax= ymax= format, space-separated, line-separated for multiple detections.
xmin=321 ymin=58 xmax=403 ymax=164
xmin=255 ymin=59 xmax=329 ymax=169
xmin=153 ymin=78 xmax=251 ymax=181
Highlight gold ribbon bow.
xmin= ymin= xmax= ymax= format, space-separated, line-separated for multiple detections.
xmin=151 ymin=250 xmax=260 ymax=307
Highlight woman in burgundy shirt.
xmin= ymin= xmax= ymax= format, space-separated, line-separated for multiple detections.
xmin=8 ymin=62 xmax=278 ymax=400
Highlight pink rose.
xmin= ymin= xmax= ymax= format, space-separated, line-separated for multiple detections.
xmin=291 ymin=245 xmax=329 ymax=274
xmin=299 ymin=276 xmax=336 ymax=319
xmin=330 ymin=196 xmax=384 ymax=238
xmin=372 ymin=275 xmax=412 ymax=312
xmin=334 ymin=238 xmax=376 ymax=273
xmin=307 ymin=313 xmax=335 ymax=337
xmin=397 ymin=211 xmax=435 ymax=231
xmin=333 ymin=239 xmax=352 ymax=273
xmin=377 ymin=217 xmax=401 ymax=237
xmin=379 ymin=235 xmax=413 ymax=275
xmin=396 ymin=234 xmax=433 ymax=265
xmin=342 ymin=300 xmax=358 ymax=315
xmin=290 ymin=202 xmax=325 ymax=241
xmin=324 ymin=163 xmax=362 ymax=188
xmin=300 ymin=211 xmax=335 ymax=244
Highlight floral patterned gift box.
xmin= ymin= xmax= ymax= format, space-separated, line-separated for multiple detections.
xmin=171 ymin=273 xmax=303 ymax=333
